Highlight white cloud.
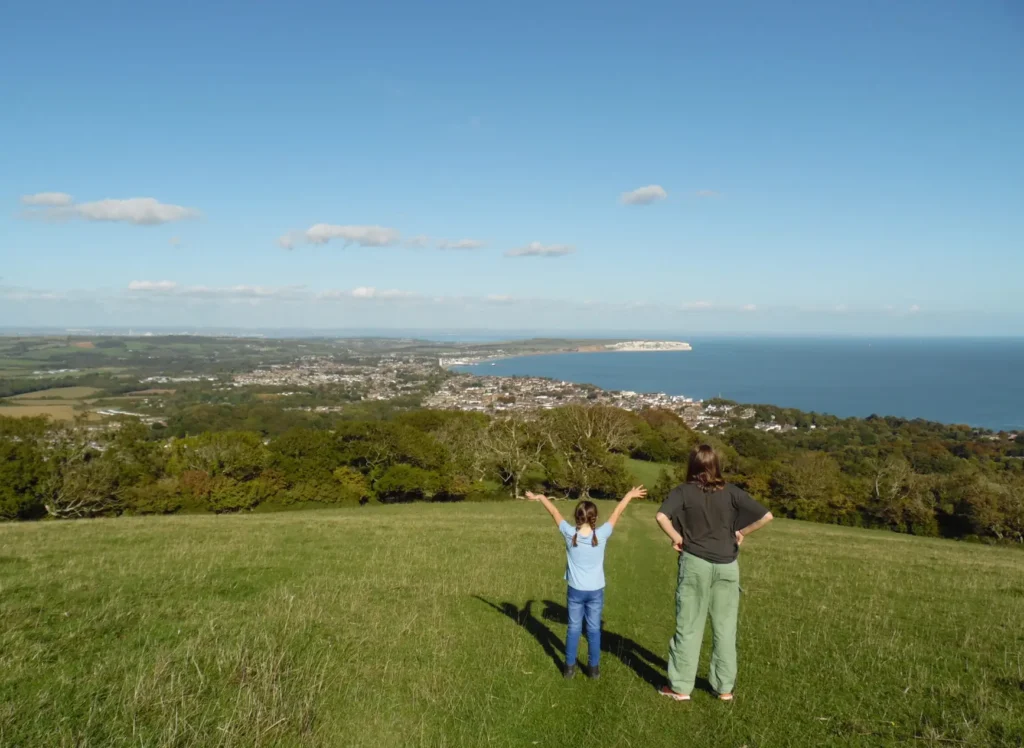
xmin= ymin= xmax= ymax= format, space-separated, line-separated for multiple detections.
xmin=306 ymin=224 xmax=400 ymax=246
xmin=127 ymin=281 xmax=307 ymax=301
xmin=21 ymin=192 xmax=73 ymax=207
xmin=69 ymin=198 xmax=199 ymax=225
xmin=620 ymin=185 xmax=668 ymax=206
xmin=437 ymin=238 xmax=486 ymax=250
xmin=128 ymin=280 xmax=178 ymax=292
xmin=280 ymin=224 xmax=402 ymax=249
xmin=280 ymin=226 xmax=484 ymax=252
xmin=909 ymin=304 xmax=921 ymax=314
xmin=683 ymin=300 xmax=713 ymax=310
xmin=316 ymin=287 xmax=417 ymax=301
xmin=485 ymin=294 xmax=517 ymax=304
xmin=740 ymin=303 xmax=757 ymax=312
xmin=349 ymin=286 xmax=417 ymax=300
xmin=125 ymin=283 xmax=419 ymax=303
xmin=21 ymin=193 xmax=199 ymax=225
xmin=185 ymin=285 xmax=306 ymax=300
xmin=505 ymin=242 xmax=576 ymax=258
xmin=694 ymin=189 xmax=722 ymax=198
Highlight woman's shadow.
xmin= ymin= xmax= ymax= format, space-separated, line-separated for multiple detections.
xmin=474 ymin=595 xmax=712 ymax=693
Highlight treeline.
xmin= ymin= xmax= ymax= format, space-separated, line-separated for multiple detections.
xmin=1 ymin=405 xmax=1022 ymax=544
xmin=0 ymin=373 xmax=142 ymax=399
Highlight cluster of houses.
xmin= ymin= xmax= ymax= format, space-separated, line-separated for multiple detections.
xmin=424 ymin=374 xmax=708 ymax=424
xmin=229 ymin=356 xmax=438 ymax=400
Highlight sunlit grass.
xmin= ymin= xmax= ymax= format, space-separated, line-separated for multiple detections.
xmin=1 ymin=503 xmax=1022 ymax=747
xmin=626 ymin=457 xmax=674 ymax=485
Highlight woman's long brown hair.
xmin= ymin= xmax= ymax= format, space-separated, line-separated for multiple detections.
xmin=686 ymin=444 xmax=726 ymax=492
xmin=572 ymin=500 xmax=599 ymax=547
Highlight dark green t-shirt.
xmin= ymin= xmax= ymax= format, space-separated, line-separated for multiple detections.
xmin=658 ymin=483 xmax=769 ymax=564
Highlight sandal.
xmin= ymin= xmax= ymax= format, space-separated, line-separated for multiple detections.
xmin=718 ymin=693 xmax=734 ymax=702
xmin=659 ymin=686 xmax=691 ymax=701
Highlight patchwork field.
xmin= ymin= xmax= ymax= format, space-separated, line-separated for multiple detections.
xmin=1 ymin=502 xmax=1021 ymax=747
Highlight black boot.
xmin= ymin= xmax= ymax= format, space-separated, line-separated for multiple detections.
xmin=563 ymin=664 xmax=577 ymax=680
xmin=587 ymin=665 xmax=600 ymax=680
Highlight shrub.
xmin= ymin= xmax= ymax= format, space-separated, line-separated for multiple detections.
xmin=0 ymin=438 xmax=47 ymax=520
xmin=332 ymin=467 xmax=371 ymax=504
xmin=374 ymin=464 xmax=440 ymax=503
xmin=123 ymin=479 xmax=183 ymax=515
xmin=206 ymin=477 xmax=276 ymax=513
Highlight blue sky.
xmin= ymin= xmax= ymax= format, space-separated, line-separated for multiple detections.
xmin=2 ymin=0 xmax=1022 ymax=334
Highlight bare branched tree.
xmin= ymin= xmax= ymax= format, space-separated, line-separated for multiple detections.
xmin=41 ymin=425 xmax=123 ymax=519
xmin=485 ymin=413 xmax=543 ymax=499
xmin=542 ymin=405 xmax=634 ymax=498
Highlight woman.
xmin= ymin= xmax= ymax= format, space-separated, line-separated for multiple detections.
xmin=656 ymin=444 xmax=773 ymax=702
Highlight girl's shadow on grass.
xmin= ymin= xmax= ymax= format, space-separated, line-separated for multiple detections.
xmin=474 ymin=596 xmax=713 ymax=692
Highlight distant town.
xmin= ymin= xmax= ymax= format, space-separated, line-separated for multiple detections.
xmin=229 ymin=353 xmax=752 ymax=432
xmin=3 ymin=334 xmax=1017 ymax=442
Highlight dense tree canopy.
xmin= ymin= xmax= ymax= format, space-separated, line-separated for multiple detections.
xmin=0 ymin=402 xmax=1021 ymax=545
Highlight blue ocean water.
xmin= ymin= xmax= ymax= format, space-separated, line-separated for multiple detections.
xmin=455 ymin=338 xmax=1024 ymax=431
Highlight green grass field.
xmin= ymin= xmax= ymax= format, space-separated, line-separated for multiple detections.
xmin=1 ymin=503 xmax=1022 ymax=747
xmin=627 ymin=458 xmax=674 ymax=486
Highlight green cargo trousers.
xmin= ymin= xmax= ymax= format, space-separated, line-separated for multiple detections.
xmin=667 ymin=552 xmax=740 ymax=696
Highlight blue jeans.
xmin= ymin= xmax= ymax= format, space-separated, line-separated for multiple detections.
xmin=565 ymin=586 xmax=604 ymax=668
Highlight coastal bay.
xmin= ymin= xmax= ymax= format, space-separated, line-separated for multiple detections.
xmin=454 ymin=337 xmax=1024 ymax=431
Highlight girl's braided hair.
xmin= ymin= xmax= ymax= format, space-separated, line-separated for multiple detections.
xmin=572 ymin=500 xmax=600 ymax=547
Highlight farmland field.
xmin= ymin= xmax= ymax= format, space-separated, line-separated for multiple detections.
xmin=1 ymin=503 xmax=1021 ymax=747
xmin=9 ymin=386 xmax=102 ymax=400
xmin=0 ymin=403 xmax=78 ymax=420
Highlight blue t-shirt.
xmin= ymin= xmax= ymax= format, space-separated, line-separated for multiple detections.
xmin=559 ymin=520 xmax=613 ymax=591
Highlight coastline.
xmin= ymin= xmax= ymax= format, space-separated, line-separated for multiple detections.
xmin=442 ymin=339 xmax=1024 ymax=431
xmin=439 ymin=340 xmax=691 ymax=367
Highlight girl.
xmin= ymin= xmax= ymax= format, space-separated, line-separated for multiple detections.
xmin=655 ymin=444 xmax=773 ymax=702
xmin=526 ymin=485 xmax=647 ymax=679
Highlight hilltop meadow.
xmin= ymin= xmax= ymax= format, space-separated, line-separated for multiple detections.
xmin=1 ymin=502 xmax=1022 ymax=747
xmin=2 ymin=334 xmax=1023 ymax=746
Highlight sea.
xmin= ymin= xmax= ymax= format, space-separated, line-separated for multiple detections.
xmin=454 ymin=337 xmax=1024 ymax=432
